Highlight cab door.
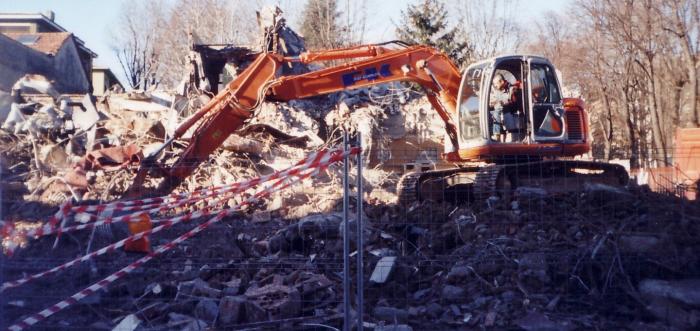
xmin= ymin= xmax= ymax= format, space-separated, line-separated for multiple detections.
xmin=456 ymin=62 xmax=488 ymax=147
xmin=527 ymin=59 xmax=566 ymax=142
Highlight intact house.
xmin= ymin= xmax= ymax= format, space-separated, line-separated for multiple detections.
xmin=0 ymin=12 xmax=121 ymax=95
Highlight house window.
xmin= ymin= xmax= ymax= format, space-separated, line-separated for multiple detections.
xmin=0 ymin=25 xmax=31 ymax=34
xmin=15 ymin=34 xmax=39 ymax=45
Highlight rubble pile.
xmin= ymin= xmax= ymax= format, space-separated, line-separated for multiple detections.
xmin=2 ymin=23 xmax=699 ymax=329
xmin=0 ymin=75 xmax=407 ymax=220
xmin=2 ymin=180 xmax=699 ymax=330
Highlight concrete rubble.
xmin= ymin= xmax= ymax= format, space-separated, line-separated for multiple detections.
xmin=2 ymin=9 xmax=700 ymax=331
xmin=3 ymin=147 xmax=700 ymax=330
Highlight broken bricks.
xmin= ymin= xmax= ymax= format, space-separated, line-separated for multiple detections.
xmin=244 ymin=283 xmax=301 ymax=321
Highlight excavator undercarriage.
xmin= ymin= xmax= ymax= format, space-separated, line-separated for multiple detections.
xmin=397 ymin=160 xmax=629 ymax=206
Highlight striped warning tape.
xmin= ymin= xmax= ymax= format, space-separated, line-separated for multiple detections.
xmin=65 ymin=145 xmax=331 ymax=213
xmin=2 ymin=147 xmax=352 ymax=248
xmin=7 ymin=146 xmax=356 ymax=330
xmin=2 ymin=147 xmax=355 ymax=292
xmin=1 ymin=164 xmax=316 ymax=292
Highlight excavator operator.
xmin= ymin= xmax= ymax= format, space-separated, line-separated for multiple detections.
xmin=489 ymin=73 xmax=524 ymax=142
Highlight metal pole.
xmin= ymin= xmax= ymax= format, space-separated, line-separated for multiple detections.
xmin=356 ymin=132 xmax=364 ymax=331
xmin=0 ymin=165 xmax=3 ymax=327
xmin=342 ymin=130 xmax=351 ymax=331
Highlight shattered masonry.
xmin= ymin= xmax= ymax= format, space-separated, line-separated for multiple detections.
xmin=2 ymin=5 xmax=700 ymax=331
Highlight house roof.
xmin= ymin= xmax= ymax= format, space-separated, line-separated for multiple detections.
xmin=0 ymin=13 xmax=97 ymax=58
xmin=4 ymin=32 xmax=72 ymax=56
xmin=0 ymin=13 xmax=66 ymax=32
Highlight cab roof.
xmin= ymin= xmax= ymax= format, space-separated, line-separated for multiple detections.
xmin=467 ymin=54 xmax=553 ymax=68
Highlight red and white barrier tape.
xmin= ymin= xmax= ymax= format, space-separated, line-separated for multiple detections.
xmin=3 ymin=147 xmax=352 ymax=247
xmin=7 ymin=147 xmax=356 ymax=330
xmin=62 ymin=146 xmax=329 ymax=214
xmin=2 ymin=148 xmax=355 ymax=292
xmin=1 ymin=164 xmax=315 ymax=292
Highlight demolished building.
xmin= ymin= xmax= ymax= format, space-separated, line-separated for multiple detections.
xmin=1 ymin=5 xmax=700 ymax=331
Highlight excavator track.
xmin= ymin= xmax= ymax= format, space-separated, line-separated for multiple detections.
xmin=397 ymin=172 xmax=422 ymax=206
xmin=473 ymin=164 xmax=509 ymax=202
xmin=397 ymin=160 xmax=629 ymax=206
xmin=397 ymin=167 xmax=482 ymax=205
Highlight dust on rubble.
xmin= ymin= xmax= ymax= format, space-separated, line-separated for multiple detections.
xmin=2 ymin=174 xmax=700 ymax=330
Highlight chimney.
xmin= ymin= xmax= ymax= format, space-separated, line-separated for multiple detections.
xmin=43 ymin=10 xmax=55 ymax=21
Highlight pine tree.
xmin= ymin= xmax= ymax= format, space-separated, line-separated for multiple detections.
xmin=396 ymin=0 xmax=471 ymax=66
xmin=300 ymin=0 xmax=343 ymax=50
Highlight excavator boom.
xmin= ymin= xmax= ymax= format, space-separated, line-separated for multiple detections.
xmin=126 ymin=43 xmax=464 ymax=197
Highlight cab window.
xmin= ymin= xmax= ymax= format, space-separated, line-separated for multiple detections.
xmin=458 ymin=64 xmax=485 ymax=141
xmin=530 ymin=63 xmax=564 ymax=137
xmin=530 ymin=64 xmax=561 ymax=104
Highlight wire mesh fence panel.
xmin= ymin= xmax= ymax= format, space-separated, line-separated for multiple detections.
xmin=352 ymin=143 xmax=700 ymax=330
xmin=2 ymin=136 xmax=700 ymax=330
xmin=1 ymin=146 xmax=360 ymax=330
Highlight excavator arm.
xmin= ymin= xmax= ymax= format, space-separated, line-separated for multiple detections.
xmin=125 ymin=43 xmax=464 ymax=197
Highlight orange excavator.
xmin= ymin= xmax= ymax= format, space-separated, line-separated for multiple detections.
xmin=125 ymin=41 xmax=628 ymax=203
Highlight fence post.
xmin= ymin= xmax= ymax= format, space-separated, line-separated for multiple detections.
xmin=342 ymin=129 xmax=351 ymax=331
xmin=356 ymin=132 xmax=364 ymax=331
xmin=0 ymin=165 xmax=3 ymax=327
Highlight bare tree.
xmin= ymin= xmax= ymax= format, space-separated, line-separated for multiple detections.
xmin=522 ymin=0 xmax=696 ymax=168
xmin=111 ymin=0 xmax=164 ymax=90
xmin=342 ymin=0 xmax=368 ymax=45
xmin=300 ymin=0 xmax=343 ymax=50
xmin=154 ymin=0 xmax=258 ymax=87
xmin=112 ymin=0 xmax=258 ymax=89
xmin=662 ymin=0 xmax=700 ymax=127
xmin=453 ymin=0 xmax=522 ymax=63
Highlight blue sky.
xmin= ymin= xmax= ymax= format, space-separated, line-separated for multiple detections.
xmin=1 ymin=0 xmax=572 ymax=86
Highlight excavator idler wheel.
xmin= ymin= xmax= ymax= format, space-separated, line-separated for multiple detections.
xmin=397 ymin=172 xmax=422 ymax=206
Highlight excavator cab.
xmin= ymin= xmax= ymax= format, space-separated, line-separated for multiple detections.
xmin=455 ymin=55 xmax=585 ymax=161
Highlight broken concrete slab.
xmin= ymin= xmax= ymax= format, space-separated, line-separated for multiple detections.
xmin=442 ymin=285 xmax=466 ymax=302
xmin=639 ymin=279 xmax=700 ymax=306
xmin=515 ymin=312 xmax=575 ymax=331
xmin=218 ymin=295 xmax=246 ymax=325
xmin=108 ymin=95 xmax=170 ymax=112
xmin=370 ymin=256 xmax=398 ymax=284
xmin=177 ymin=278 xmax=222 ymax=299
xmin=73 ymin=94 xmax=101 ymax=131
xmin=112 ymin=314 xmax=141 ymax=331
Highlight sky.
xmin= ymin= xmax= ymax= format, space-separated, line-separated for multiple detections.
xmin=1 ymin=0 xmax=572 ymax=86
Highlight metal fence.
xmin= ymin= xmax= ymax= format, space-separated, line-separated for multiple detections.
xmin=2 ymin=140 xmax=700 ymax=330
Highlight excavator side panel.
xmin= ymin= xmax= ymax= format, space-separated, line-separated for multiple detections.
xmin=269 ymin=46 xmax=461 ymax=107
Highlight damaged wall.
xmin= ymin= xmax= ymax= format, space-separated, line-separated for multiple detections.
xmin=0 ymin=33 xmax=53 ymax=92
xmin=0 ymin=33 xmax=91 ymax=94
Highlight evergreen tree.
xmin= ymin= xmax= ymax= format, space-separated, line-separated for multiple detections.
xmin=396 ymin=0 xmax=471 ymax=66
xmin=300 ymin=0 xmax=343 ymax=50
